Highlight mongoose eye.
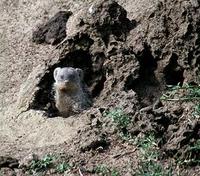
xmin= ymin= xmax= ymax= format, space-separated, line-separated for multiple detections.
xmin=60 ymin=75 xmax=64 ymax=80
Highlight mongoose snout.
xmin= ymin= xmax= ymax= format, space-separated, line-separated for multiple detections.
xmin=55 ymin=81 xmax=79 ymax=93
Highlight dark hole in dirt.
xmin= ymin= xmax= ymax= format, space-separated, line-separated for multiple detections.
xmin=187 ymin=50 xmax=194 ymax=66
xmin=124 ymin=44 xmax=159 ymax=105
xmin=31 ymin=48 xmax=107 ymax=117
xmin=90 ymin=52 xmax=107 ymax=97
xmin=31 ymin=50 xmax=94 ymax=115
xmin=195 ymin=33 xmax=200 ymax=46
xmin=59 ymin=50 xmax=93 ymax=83
xmin=163 ymin=53 xmax=184 ymax=85
xmin=154 ymin=115 xmax=171 ymax=130
xmin=80 ymin=138 xmax=110 ymax=152
xmin=0 ymin=156 xmax=19 ymax=169
xmin=91 ymin=74 xmax=106 ymax=97
xmin=182 ymin=23 xmax=193 ymax=40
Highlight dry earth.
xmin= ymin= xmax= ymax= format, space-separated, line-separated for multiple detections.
xmin=0 ymin=0 xmax=200 ymax=175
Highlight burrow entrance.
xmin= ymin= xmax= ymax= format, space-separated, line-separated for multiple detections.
xmin=30 ymin=48 xmax=107 ymax=116
xmin=124 ymin=44 xmax=160 ymax=106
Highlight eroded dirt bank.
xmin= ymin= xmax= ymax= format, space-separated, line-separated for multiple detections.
xmin=0 ymin=0 xmax=199 ymax=175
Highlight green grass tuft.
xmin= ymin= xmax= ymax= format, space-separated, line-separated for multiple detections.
xmin=105 ymin=108 xmax=131 ymax=129
xmin=56 ymin=161 xmax=71 ymax=173
xmin=161 ymin=83 xmax=200 ymax=119
xmin=28 ymin=154 xmax=72 ymax=175
xmin=161 ymin=83 xmax=200 ymax=101
xmin=29 ymin=154 xmax=54 ymax=173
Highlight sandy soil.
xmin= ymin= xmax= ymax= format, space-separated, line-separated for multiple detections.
xmin=0 ymin=0 xmax=199 ymax=175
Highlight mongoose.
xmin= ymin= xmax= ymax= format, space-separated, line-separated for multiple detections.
xmin=53 ymin=67 xmax=92 ymax=117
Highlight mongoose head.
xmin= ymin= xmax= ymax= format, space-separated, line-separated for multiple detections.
xmin=53 ymin=67 xmax=83 ymax=93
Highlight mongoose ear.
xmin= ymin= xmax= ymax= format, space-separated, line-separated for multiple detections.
xmin=76 ymin=68 xmax=84 ymax=80
xmin=53 ymin=67 xmax=61 ymax=81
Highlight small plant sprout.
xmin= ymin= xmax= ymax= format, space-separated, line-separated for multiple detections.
xmin=104 ymin=108 xmax=134 ymax=142
xmin=28 ymin=153 xmax=72 ymax=175
xmin=105 ymin=108 xmax=131 ymax=130
xmin=56 ymin=162 xmax=71 ymax=173
xmin=29 ymin=154 xmax=55 ymax=173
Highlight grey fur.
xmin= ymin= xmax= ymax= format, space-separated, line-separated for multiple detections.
xmin=53 ymin=67 xmax=92 ymax=117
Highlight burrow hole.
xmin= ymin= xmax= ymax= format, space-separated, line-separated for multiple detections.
xmin=163 ymin=53 xmax=184 ymax=86
xmin=124 ymin=44 xmax=160 ymax=106
xmin=31 ymin=50 xmax=106 ymax=116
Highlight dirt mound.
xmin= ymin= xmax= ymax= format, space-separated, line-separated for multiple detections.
xmin=17 ymin=0 xmax=200 ymax=166
xmin=1 ymin=0 xmax=200 ymax=175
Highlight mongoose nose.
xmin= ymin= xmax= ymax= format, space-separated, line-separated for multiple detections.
xmin=64 ymin=80 xmax=70 ymax=84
